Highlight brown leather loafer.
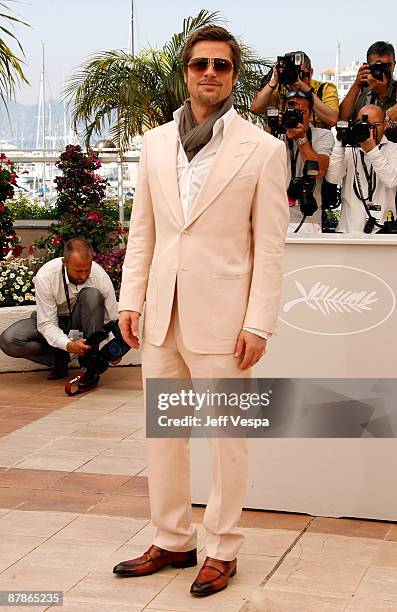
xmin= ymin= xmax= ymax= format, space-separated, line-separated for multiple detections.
xmin=113 ymin=544 xmax=197 ymax=577
xmin=190 ymin=556 xmax=237 ymax=597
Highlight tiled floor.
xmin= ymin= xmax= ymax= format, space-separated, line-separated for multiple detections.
xmin=0 ymin=368 xmax=396 ymax=611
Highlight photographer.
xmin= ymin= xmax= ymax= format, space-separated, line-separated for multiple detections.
xmin=251 ymin=51 xmax=339 ymax=129
xmin=339 ymin=41 xmax=397 ymax=143
xmin=0 ymin=238 xmax=119 ymax=388
xmin=326 ymin=105 xmax=397 ymax=233
xmin=278 ymin=90 xmax=334 ymax=231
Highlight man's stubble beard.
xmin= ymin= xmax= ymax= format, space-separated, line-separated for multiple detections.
xmin=197 ymin=89 xmax=224 ymax=107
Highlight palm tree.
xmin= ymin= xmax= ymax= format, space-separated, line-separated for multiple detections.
xmin=0 ymin=1 xmax=29 ymax=107
xmin=65 ymin=10 xmax=272 ymax=152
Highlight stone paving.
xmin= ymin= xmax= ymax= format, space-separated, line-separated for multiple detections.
xmin=0 ymin=368 xmax=396 ymax=611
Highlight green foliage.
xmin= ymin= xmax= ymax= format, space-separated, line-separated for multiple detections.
xmin=0 ymin=152 xmax=21 ymax=259
xmin=0 ymin=1 xmax=29 ymax=107
xmin=34 ymin=145 xmax=123 ymax=259
xmin=6 ymin=194 xmax=59 ymax=219
xmin=65 ymin=10 xmax=271 ymax=151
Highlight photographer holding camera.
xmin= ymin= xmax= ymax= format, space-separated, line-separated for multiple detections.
xmin=339 ymin=42 xmax=397 ymax=143
xmin=251 ymin=51 xmax=339 ymax=129
xmin=326 ymin=105 xmax=397 ymax=233
xmin=276 ymin=90 xmax=334 ymax=231
xmin=0 ymin=238 xmax=119 ymax=388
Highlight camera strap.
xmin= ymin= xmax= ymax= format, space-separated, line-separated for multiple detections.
xmin=353 ymin=150 xmax=376 ymax=202
xmin=61 ymin=265 xmax=73 ymax=320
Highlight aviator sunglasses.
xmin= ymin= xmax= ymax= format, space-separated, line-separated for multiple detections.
xmin=187 ymin=57 xmax=235 ymax=74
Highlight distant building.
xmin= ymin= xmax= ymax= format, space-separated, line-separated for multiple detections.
xmin=317 ymin=61 xmax=361 ymax=101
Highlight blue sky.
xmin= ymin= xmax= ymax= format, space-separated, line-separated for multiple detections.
xmin=6 ymin=0 xmax=397 ymax=105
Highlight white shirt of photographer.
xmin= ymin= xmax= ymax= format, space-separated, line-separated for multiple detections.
xmin=326 ymin=137 xmax=397 ymax=233
xmin=173 ymin=105 xmax=270 ymax=340
xmin=33 ymin=257 xmax=119 ymax=351
xmin=281 ymin=127 xmax=335 ymax=233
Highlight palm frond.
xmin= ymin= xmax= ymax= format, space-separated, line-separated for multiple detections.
xmin=65 ymin=10 xmax=273 ymax=151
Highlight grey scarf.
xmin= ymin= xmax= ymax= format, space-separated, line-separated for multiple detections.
xmin=178 ymin=94 xmax=234 ymax=162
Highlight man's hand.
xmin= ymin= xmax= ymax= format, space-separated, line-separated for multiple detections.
xmin=234 ymin=330 xmax=267 ymax=371
xmin=360 ymin=131 xmax=377 ymax=153
xmin=119 ymin=310 xmax=140 ymax=349
xmin=354 ymin=63 xmax=370 ymax=88
xmin=66 ymin=338 xmax=91 ymax=357
xmin=286 ymin=123 xmax=307 ymax=140
xmin=367 ymin=71 xmax=389 ymax=98
xmin=268 ymin=65 xmax=279 ymax=88
xmin=291 ymin=77 xmax=311 ymax=93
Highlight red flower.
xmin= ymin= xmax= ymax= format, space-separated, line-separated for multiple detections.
xmin=51 ymin=236 xmax=63 ymax=246
xmin=0 ymin=204 xmax=5 ymax=213
xmin=28 ymin=244 xmax=37 ymax=255
xmin=117 ymin=226 xmax=125 ymax=235
xmin=12 ymin=244 xmax=23 ymax=257
xmin=87 ymin=211 xmax=103 ymax=222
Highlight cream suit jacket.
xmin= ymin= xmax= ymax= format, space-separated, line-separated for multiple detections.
xmin=118 ymin=114 xmax=289 ymax=354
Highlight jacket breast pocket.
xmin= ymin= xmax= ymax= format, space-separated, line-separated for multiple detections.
xmin=210 ymin=274 xmax=251 ymax=339
xmin=144 ymin=268 xmax=158 ymax=328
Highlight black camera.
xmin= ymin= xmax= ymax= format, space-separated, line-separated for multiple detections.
xmin=282 ymin=106 xmax=304 ymax=130
xmin=336 ymin=115 xmax=372 ymax=147
xmin=266 ymin=106 xmax=304 ymax=136
xmin=369 ymin=60 xmax=391 ymax=82
xmin=276 ymin=53 xmax=304 ymax=86
xmin=287 ymin=160 xmax=319 ymax=216
xmin=79 ymin=320 xmax=131 ymax=375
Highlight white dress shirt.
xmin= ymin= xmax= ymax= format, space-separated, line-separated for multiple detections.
xmin=173 ymin=105 xmax=270 ymax=340
xmin=326 ymin=137 xmax=397 ymax=233
xmin=33 ymin=257 xmax=119 ymax=351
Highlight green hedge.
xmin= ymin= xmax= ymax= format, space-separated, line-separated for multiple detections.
xmin=7 ymin=195 xmax=132 ymax=221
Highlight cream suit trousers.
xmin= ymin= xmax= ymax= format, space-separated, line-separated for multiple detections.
xmin=142 ymin=284 xmax=250 ymax=561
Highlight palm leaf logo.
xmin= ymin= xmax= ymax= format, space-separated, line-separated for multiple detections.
xmin=283 ymin=280 xmax=378 ymax=316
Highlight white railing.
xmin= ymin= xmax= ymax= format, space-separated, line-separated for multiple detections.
xmin=2 ymin=148 xmax=140 ymax=227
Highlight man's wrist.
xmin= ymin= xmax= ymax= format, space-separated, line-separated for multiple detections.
xmin=361 ymin=139 xmax=376 ymax=153
xmin=297 ymin=136 xmax=308 ymax=147
xmin=268 ymin=80 xmax=277 ymax=90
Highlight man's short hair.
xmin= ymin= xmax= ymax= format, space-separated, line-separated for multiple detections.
xmin=367 ymin=41 xmax=395 ymax=62
xmin=182 ymin=25 xmax=241 ymax=73
xmin=285 ymin=51 xmax=311 ymax=70
xmin=63 ymin=238 xmax=93 ymax=261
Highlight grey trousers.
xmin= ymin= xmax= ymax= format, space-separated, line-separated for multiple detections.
xmin=0 ymin=287 xmax=105 ymax=368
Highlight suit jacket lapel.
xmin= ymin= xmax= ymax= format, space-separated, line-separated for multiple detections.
xmin=157 ymin=124 xmax=185 ymax=227
xmin=183 ymin=115 xmax=259 ymax=230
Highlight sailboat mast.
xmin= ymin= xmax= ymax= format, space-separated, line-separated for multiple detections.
xmin=41 ymin=43 xmax=47 ymax=204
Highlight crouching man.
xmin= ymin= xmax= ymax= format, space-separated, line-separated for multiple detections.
xmin=0 ymin=238 xmax=118 ymax=388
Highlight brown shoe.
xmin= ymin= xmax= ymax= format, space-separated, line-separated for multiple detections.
xmin=190 ymin=557 xmax=237 ymax=597
xmin=113 ymin=544 xmax=197 ymax=577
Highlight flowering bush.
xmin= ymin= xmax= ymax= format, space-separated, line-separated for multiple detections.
xmin=0 ymin=152 xmax=22 ymax=260
xmin=0 ymin=258 xmax=37 ymax=307
xmin=94 ymin=246 xmax=126 ymax=299
xmin=34 ymin=145 xmax=122 ymax=258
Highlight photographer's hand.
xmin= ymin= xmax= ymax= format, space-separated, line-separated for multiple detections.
xmin=360 ymin=131 xmax=377 ymax=153
xmin=67 ymin=338 xmax=91 ymax=357
xmin=367 ymin=72 xmax=389 ymax=98
xmin=286 ymin=123 xmax=307 ymax=140
xmin=119 ymin=310 xmax=140 ymax=349
xmin=354 ymin=63 xmax=371 ymax=88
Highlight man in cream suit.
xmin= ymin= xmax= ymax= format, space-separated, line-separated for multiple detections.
xmin=114 ymin=26 xmax=289 ymax=597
